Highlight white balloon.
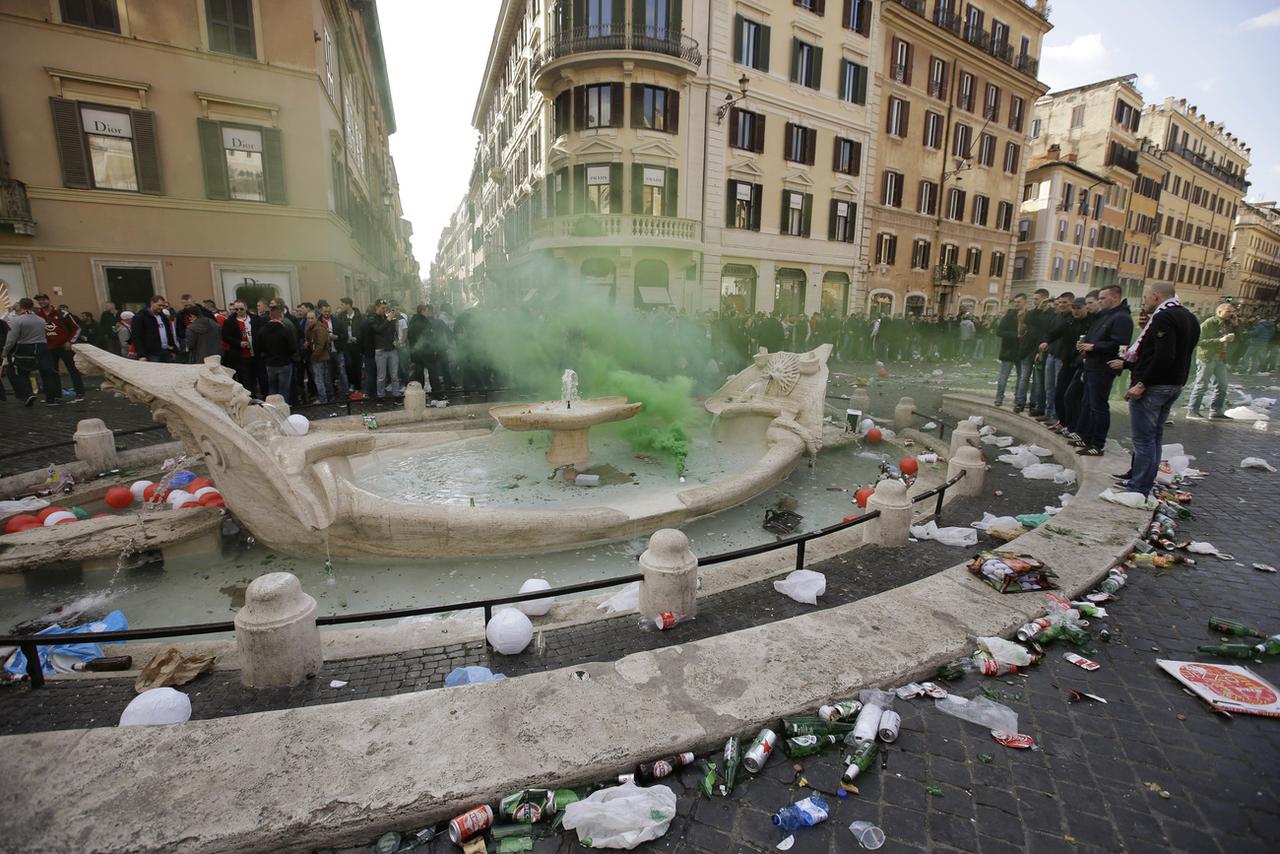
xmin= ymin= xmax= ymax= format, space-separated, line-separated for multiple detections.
xmin=486 ymin=607 xmax=534 ymax=655
xmin=516 ymin=578 xmax=554 ymax=616
xmin=119 ymin=687 xmax=192 ymax=726
xmin=859 ymin=418 xmax=875 ymax=434
xmin=192 ymin=487 xmax=220 ymax=501
xmin=284 ymin=413 xmax=310 ymax=436
xmin=42 ymin=511 xmax=77 ymax=527
xmin=129 ymin=480 xmax=154 ymax=502
xmin=166 ymin=490 xmax=192 ymax=507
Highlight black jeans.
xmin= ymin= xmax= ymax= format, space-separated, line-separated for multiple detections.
xmin=9 ymin=344 xmax=60 ymax=402
xmin=49 ymin=346 xmax=84 ymax=396
xmin=1054 ymin=358 xmax=1077 ymax=425
xmin=1079 ymin=369 xmax=1117 ymax=449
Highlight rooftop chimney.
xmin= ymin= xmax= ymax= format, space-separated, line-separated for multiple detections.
xmin=1048 ymin=143 xmax=1062 ymax=160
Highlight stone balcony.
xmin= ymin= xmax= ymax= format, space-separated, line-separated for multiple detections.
xmin=531 ymin=25 xmax=701 ymax=91
xmin=0 ymin=178 xmax=36 ymax=236
xmin=527 ymin=213 xmax=702 ymax=251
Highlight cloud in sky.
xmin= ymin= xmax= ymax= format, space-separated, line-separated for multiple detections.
xmin=1240 ymin=7 xmax=1280 ymax=29
xmin=1137 ymin=72 xmax=1160 ymax=95
xmin=1194 ymin=76 xmax=1219 ymax=93
xmin=1039 ymin=33 xmax=1109 ymax=90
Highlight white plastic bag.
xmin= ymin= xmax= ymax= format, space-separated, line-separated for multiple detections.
xmin=1021 ymin=463 xmax=1066 ymax=481
xmin=1185 ymin=541 xmax=1221 ymax=555
xmin=516 ymin=578 xmax=554 ymax=616
xmin=598 ymin=582 xmax=640 ymax=614
xmin=1026 ymin=445 xmax=1053 ymax=457
xmin=1052 ymin=468 xmax=1078 ymax=485
xmin=562 ymin=783 xmax=677 ymax=849
xmin=773 ymin=569 xmax=827 ymax=605
xmin=971 ymin=512 xmax=1021 ymax=531
xmin=997 ymin=448 xmax=1038 ymax=469
xmin=1161 ymin=443 xmax=1185 ymax=461
xmin=485 ymin=607 xmax=534 ymax=655
xmin=909 ymin=521 xmax=977 ymax=548
xmin=119 ymin=687 xmax=192 ymax=727
xmin=934 ymin=694 xmax=1018 ymax=734
xmin=981 ymin=434 xmax=1015 ymax=448
xmin=1225 ymin=406 xmax=1269 ymax=421
xmin=977 ymin=637 xmax=1032 ymax=666
xmin=1240 ymin=457 xmax=1277 ymax=472
xmin=1099 ymin=488 xmax=1156 ymax=510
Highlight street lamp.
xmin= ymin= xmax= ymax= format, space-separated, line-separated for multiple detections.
xmin=715 ymin=74 xmax=751 ymax=124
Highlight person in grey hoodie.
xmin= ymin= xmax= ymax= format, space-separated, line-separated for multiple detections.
xmin=183 ymin=306 xmax=222 ymax=364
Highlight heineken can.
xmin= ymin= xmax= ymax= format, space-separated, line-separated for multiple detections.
xmin=742 ymin=728 xmax=777 ymax=773
xmin=449 ymin=805 xmax=494 ymax=843
xmin=553 ymin=789 xmax=579 ymax=812
xmin=499 ymin=789 xmax=554 ymax=823
xmin=783 ymin=734 xmax=838 ymax=758
xmin=877 ymin=710 xmax=901 ymax=743
xmin=720 ymin=736 xmax=742 ymax=796
xmin=818 ymin=699 xmax=862 ymax=722
xmin=782 ymin=716 xmax=857 ymax=737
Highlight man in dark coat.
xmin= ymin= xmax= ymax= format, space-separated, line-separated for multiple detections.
xmin=130 ymin=295 xmax=178 ymax=363
xmin=221 ymin=300 xmax=260 ymax=396
xmin=408 ymin=304 xmax=453 ymax=400
xmin=994 ymin=294 xmax=1032 ymax=410
xmin=1071 ymin=284 xmax=1134 ymax=456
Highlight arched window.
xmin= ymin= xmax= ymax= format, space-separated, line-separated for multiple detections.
xmin=775 ymin=268 xmax=806 ymax=316
xmin=581 ymin=258 xmax=616 ymax=304
xmin=821 ymin=272 xmax=850 ymax=316
xmin=720 ymin=264 xmax=757 ymax=314
xmin=868 ymin=290 xmax=895 ymax=318
xmin=634 ymin=259 xmax=670 ymax=309
xmin=905 ymin=294 xmax=927 ymax=317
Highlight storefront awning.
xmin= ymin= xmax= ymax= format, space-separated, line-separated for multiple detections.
xmin=636 ymin=286 xmax=672 ymax=305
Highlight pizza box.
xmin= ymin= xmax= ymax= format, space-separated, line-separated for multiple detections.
xmin=1157 ymin=659 xmax=1280 ymax=718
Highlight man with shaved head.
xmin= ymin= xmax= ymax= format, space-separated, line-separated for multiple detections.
xmin=1185 ymin=302 xmax=1238 ymax=419
xmin=1109 ymin=282 xmax=1199 ymax=495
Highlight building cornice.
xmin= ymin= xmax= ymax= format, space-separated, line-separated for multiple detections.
xmin=472 ymin=0 xmax=526 ymax=128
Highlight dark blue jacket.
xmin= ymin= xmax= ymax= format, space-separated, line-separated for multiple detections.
xmin=1082 ymin=300 xmax=1134 ymax=372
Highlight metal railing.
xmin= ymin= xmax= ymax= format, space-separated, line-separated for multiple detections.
xmin=2 ymin=468 xmax=968 ymax=688
xmin=537 ymin=25 xmax=701 ymax=70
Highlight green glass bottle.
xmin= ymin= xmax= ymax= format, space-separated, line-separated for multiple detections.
xmin=1256 ymin=635 xmax=1280 ymax=656
xmin=783 ymin=734 xmax=839 ymax=758
xmin=1207 ymin=616 xmax=1264 ymax=638
xmin=720 ymin=736 xmax=741 ymax=797
xmin=1197 ymin=643 xmax=1258 ymax=659
xmin=782 ymin=716 xmax=857 ymax=737
xmin=841 ymin=741 xmax=879 ymax=784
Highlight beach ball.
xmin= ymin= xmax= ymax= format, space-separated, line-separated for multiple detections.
xmin=169 ymin=470 xmax=196 ymax=488
xmin=105 ymin=486 xmax=134 ymax=509
xmin=142 ymin=484 xmax=167 ymax=503
xmin=43 ymin=511 xmax=77 ymax=527
xmin=899 ymin=457 xmax=919 ymax=476
xmin=866 ymin=428 xmax=883 ymax=444
xmin=486 ymin=608 xmax=534 ymax=655
xmin=188 ymin=478 xmax=213 ymax=492
xmin=4 ymin=515 xmax=40 ymax=534
xmin=166 ymin=490 xmax=192 ymax=508
xmin=199 ymin=494 xmax=225 ymax=508
xmin=516 ymin=578 xmax=554 ymax=617
xmin=36 ymin=506 xmax=66 ymax=523
xmin=283 ymin=413 xmax=310 ymax=436
xmin=193 ymin=487 xmax=220 ymax=501
xmin=130 ymin=480 xmax=154 ymax=502
xmin=855 ymin=487 xmax=875 ymax=508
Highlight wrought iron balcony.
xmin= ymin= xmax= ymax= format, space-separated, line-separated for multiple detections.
xmin=891 ymin=0 xmax=926 ymax=15
xmin=928 ymin=79 xmax=946 ymax=99
xmin=1172 ymin=145 xmax=1249 ymax=194
xmin=1016 ymin=53 xmax=1039 ymax=78
xmin=963 ymin=24 xmax=991 ymax=51
xmin=892 ymin=64 xmax=910 ymax=84
xmin=0 ymin=179 xmax=35 ymax=235
xmin=534 ymin=25 xmax=701 ymax=79
xmin=990 ymin=41 xmax=1013 ymax=64
xmin=934 ymin=9 xmax=963 ymax=36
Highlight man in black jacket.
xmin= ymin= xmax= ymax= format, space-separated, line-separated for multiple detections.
xmin=338 ymin=297 xmax=363 ymax=397
xmin=994 ymin=294 xmax=1032 ymax=410
xmin=221 ymin=300 xmax=260 ymax=397
xmin=1048 ymin=296 xmax=1087 ymax=432
xmin=255 ymin=305 xmax=299 ymax=402
xmin=1109 ymin=282 xmax=1200 ymax=494
xmin=130 ymin=295 xmax=178 ymax=363
xmin=1035 ymin=292 xmax=1071 ymax=425
xmin=1025 ymin=289 xmax=1053 ymax=416
xmin=1072 ymin=284 xmax=1134 ymax=456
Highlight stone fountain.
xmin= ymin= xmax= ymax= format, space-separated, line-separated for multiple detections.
xmin=488 ymin=370 xmax=643 ymax=467
xmin=66 ymin=343 xmax=833 ymax=561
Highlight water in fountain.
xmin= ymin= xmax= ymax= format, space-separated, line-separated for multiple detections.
xmin=257 ymin=401 xmax=291 ymax=435
xmin=561 ymin=368 xmax=579 ymax=409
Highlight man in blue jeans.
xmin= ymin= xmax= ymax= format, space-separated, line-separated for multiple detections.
xmin=994 ymin=294 xmax=1032 ymax=410
xmin=1185 ymin=302 xmax=1237 ymax=418
xmin=255 ymin=305 xmax=298 ymax=401
xmin=1034 ymin=293 xmax=1073 ymax=424
xmin=1110 ymin=282 xmax=1199 ymax=495
xmin=1071 ymin=284 xmax=1133 ymax=456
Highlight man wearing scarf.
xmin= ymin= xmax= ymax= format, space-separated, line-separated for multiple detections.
xmin=1109 ymin=283 xmax=1199 ymax=495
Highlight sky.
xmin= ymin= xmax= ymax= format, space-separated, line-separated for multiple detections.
xmin=380 ymin=0 xmax=1280 ymax=273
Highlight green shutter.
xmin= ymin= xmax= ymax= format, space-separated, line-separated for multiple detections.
xmin=848 ymin=203 xmax=858 ymax=243
xmin=828 ymin=199 xmax=838 ymax=241
xmin=612 ymin=0 xmax=625 ymax=33
xmin=667 ymin=89 xmax=679 ymax=133
xmin=664 ymin=167 xmax=678 ymax=217
xmin=610 ymin=83 xmax=624 ymax=128
xmin=130 ymin=109 xmax=163 ymax=195
xmin=790 ymin=38 xmax=800 ymax=83
xmin=812 ymin=46 xmax=823 ymax=90
xmin=726 ymin=180 xmax=737 ymax=227
xmin=633 ymin=0 xmax=646 ymax=32
xmin=780 ymin=190 xmax=790 ymax=234
xmin=733 ymin=14 xmax=743 ymax=62
xmin=574 ymin=86 xmax=586 ymax=130
xmin=671 ymin=0 xmax=682 ymax=33
xmin=197 ymin=117 xmax=229 ymax=200
xmin=609 ymin=162 xmax=623 ymax=214
xmin=573 ymin=164 xmax=586 ymax=213
xmin=759 ymin=24 xmax=770 ymax=72
xmin=631 ymin=84 xmax=644 ymax=128
xmin=856 ymin=63 xmax=867 ymax=104
xmin=49 ymin=97 xmax=91 ymax=189
xmin=632 ymin=163 xmax=645 ymax=214
xmin=263 ymin=127 xmax=286 ymax=205
xmin=573 ymin=0 xmax=586 ymax=28
xmin=750 ymin=183 xmax=762 ymax=230
xmin=801 ymin=193 xmax=813 ymax=238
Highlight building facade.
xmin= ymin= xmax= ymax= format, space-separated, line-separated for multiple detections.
xmin=1012 ymin=152 xmax=1111 ymax=299
xmin=0 ymin=0 xmax=417 ymax=314
xmin=863 ymin=0 xmax=1050 ymax=319
xmin=1140 ymin=97 xmax=1250 ymax=316
xmin=1228 ymin=200 xmax=1280 ymax=316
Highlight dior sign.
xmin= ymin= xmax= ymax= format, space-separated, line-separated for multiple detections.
xmin=80 ymin=108 xmax=132 ymax=139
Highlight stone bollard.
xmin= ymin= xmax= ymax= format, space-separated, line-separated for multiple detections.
xmin=264 ymin=394 xmax=290 ymax=417
xmin=637 ymin=529 xmax=698 ymax=620
xmin=403 ymin=381 xmax=427 ymax=418
xmin=947 ymin=446 xmax=986 ymax=497
xmin=73 ymin=418 xmax=117 ymax=472
xmin=234 ymin=572 xmax=321 ymax=688
xmin=893 ymin=396 xmax=916 ymax=431
xmin=865 ymin=478 xmax=912 ymax=547
xmin=950 ymin=419 xmax=981 ymax=457
xmin=848 ymin=388 xmax=871 ymax=416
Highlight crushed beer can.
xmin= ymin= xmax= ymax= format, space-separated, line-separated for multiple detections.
xmin=652 ymin=611 xmax=679 ymax=630
xmin=818 ymin=699 xmax=863 ymax=721
xmin=894 ymin=683 xmax=925 ymax=700
xmin=499 ymin=789 xmax=555 ymax=823
xmin=449 ymin=805 xmax=494 ymax=843
xmin=1064 ymin=652 xmax=1100 ymax=671
xmin=990 ymin=731 xmax=1036 ymax=749
xmin=921 ymin=681 xmax=949 ymax=699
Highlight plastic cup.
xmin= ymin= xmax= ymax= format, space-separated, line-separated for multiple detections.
xmin=848 ymin=821 xmax=885 ymax=850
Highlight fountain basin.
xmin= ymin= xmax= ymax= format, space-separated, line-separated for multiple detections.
xmin=489 ymin=396 xmax=642 ymax=467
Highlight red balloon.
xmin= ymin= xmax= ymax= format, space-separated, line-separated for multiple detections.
xmin=104 ymin=486 xmax=134 ymax=509
xmin=142 ymin=484 xmax=167 ymax=502
xmin=899 ymin=457 xmax=919 ymax=476
xmin=54 ymin=517 xmax=77 ymax=525
xmin=36 ymin=506 xmax=66 ymax=523
xmin=199 ymin=494 xmax=225 ymax=508
xmin=877 ymin=367 xmax=888 ymax=378
xmin=13 ymin=519 xmax=43 ymax=533
xmin=5 ymin=514 xmax=41 ymax=534
xmin=188 ymin=477 xmax=213 ymax=491
xmin=855 ymin=486 xmax=875 ymax=508
xmin=866 ymin=428 xmax=883 ymax=444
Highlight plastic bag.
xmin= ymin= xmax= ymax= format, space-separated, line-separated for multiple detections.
xmin=1021 ymin=463 xmax=1066 ymax=480
xmin=997 ymin=448 xmax=1038 ymax=469
xmin=981 ymin=434 xmax=1014 ymax=448
xmin=1015 ymin=513 xmax=1050 ymax=529
xmin=970 ymin=512 xmax=1020 ymax=531
xmin=1185 ymin=541 xmax=1222 ymax=555
xmin=445 ymin=666 xmax=506 ymax=686
xmin=486 ymin=608 xmax=534 ymax=655
xmin=909 ymin=521 xmax=978 ymax=547
xmin=773 ymin=569 xmax=827 ymax=605
xmin=0 ymin=497 xmax=50 ymax=514
xmin=516 ymin=578 xmax=555 ymax=616
xmin=1240 ymin=457 xmax=1277 ymax=472
xmin=1161 ymin=443 xmax=1185 ymax=460
xmin=977 ymin=636 xmax=1033 ymax=666
xmin=4 ymin=610 xmax=127 ymax=676
xmin=598 ymin=582 xmax=640 ymax=614
xmin=1225 ymin=406 xmax=1269 ymax=421
xmin=935 ymin=694 xmax=1018 ymax=734
xmin=1026 ymin=445 xmax=1053 ymax=457
xmin=561 ymin=783 xmax=677 ymax=849
xmin=119 ymin=687 xmax=192 ymax=727
xmin=1099 ymin=488 xmax=1156 ymax=510
xmin=1052 ymin=468 xmax=1077 ymax=485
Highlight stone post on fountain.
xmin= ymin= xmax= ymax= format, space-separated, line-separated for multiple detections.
xmin=893 ymin=396 xmax=916 ymax=431
xmin=947 ymin=446 xmax=986 ymax=497
xmin=950 ymin=419 xmax=981 ymax=456
xmin=264 ymin=394 xmax=290 ymax=417
xmin=865 ymin=478 xmax=912 ymax=547
xmin=234 ymin=572 xmax=322 ymax=688
xmin=73 ymin=418 xmax=117 ymax=472
xmin=638 ymin=529 xmax=698 ymax=619
xmin=403 ymin=381 xmax=427 ymax=418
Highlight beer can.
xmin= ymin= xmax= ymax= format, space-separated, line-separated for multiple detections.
xmin=742 ymin=728 xmax=777 ymax=773
xmin=553 ymin=789 xmax=579 ymax=812
xmin=653 ymin=611 xmax=678 ymax=630
xmin=617 ymin=773 xmax=636 ymax=785
xmin=449 ymin=805 xmax=494 ymax=843
xmin=1016 ymin=618 xmax=1051 ymax=642
xmin=991 ymin=730 xmax=1036 ymax=749
xmin=818 ymin=699 xmax=862 ymax=722
xmin=877 ymin=710 xmax=901 ymax=743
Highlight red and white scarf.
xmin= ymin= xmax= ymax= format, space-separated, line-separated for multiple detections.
xmin=1124 ymin=297 xmax=1180 ymax=363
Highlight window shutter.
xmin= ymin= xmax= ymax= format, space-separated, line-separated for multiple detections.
xmin=750 ymin=183 xmax=762 ymax=230
xmin=573 ymin=163 xmax=587 ymax=213
xmin=664 ymin=167 xmax=678 ymax=217
xmin=804 ymin=128 xmax=815 ymax=165
xmin=904 ymin=44 xmax=913 ymax=85
xmin=574 ymin=86 xmax=586 ymax=130
xmin=889 ymin=235 xmax=897 ymax=265
xmin=842 ymin=0 xmax=852 ymax=28
xmin=886 ymin=102 xmax=894 ymax=135
xmin=851 ymin=140 xmax=861 ymax=175
xmin=958 ymin=190 xmax=967 ymax=218
xmin=801 ymin=193 xmax=812 ymax=237
xmin=828 ymin=199 xmax=838 ymax=241
xmin=611 ymin=0 xmax=625 ymax=29
xmin=859 ymin=0 xmax=871 ymax=35
xmin=753 ymin=113 xmax=766 ymax=153
xmin=832 ymin=138 xmax=842 ymax=172
xmin=633 ymin=0 xmax=646 ymax=32
xmin=1114 ymin=100 xmax=1124 ymax=123
xmin=759 ymin=24 xmax=770 ymax=72
xmin=733 ymin=14 xmax=744 ymax=60
xmin=790 ymin=38 xmax=800 ymax=83
xmin=893 ymin=175 xmax=903 ymax=208
xmin=557 ymin=167 xmax=570 ymax=214
xmin=631 ymin=84 xmax=644 ymax=128
xmin=847 ymin=203 xmax=858 ymax=243
xmin=573 ymin=0 xmax=586 ymax=28
xmin=901 ymin=101 xmax=910 ymax=138
xmin=784 ymin=122 xmax=794 ymax=158
xmin=812 ymin=46 xmax=823 ymax=89
xmin=881 ymin=171 xmax=889 ymax=205
xmin=197 ymin=117 xmax=230 ymax=200
xmin=671 ymin=0 xmax=683 ymax=33
xmin=856 ymin=63 xmax=867 ymax=104
xmin=263 ymin=127 xmax=286 ymax=205
xmin=780 ymin=190 xmax=790 ymax=234
xmin=610 ymin=83 xmax=624 ymax=128
xmin=49 ymin=97 xmax=91 ymax=189
xmin=667 ymin=90 xmax=679 ymax=133
xmin=726 ymin=180 xmax=737 ymax=227
xmin=609 ymin=162 xmax=623 ymax=213
xmin=632 ymin=163 xmax=645 ymax=214
xmin=814 ymin=0 xmax=826 ymax=16
xmin=129 ymin=109 xmax=163 ymax=195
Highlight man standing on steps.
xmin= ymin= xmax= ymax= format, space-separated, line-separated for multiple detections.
xmin=1185 ymin=302 xmax=1238 ymax=419
xmin=994 ymin=294 xmax=1031 ymax=410
xmin=34 ymin=293 xmax=85 ymax=400
xmin=1025 ymin=288 xmax=1053 ymax=417
xmin=1035 ymin=293 xmax=1072 ymax=426
xmin=1071 ymin=284 xmax=1133 ymax=456
xmin=1109 ymin=282 xmax=1199 ymax=495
